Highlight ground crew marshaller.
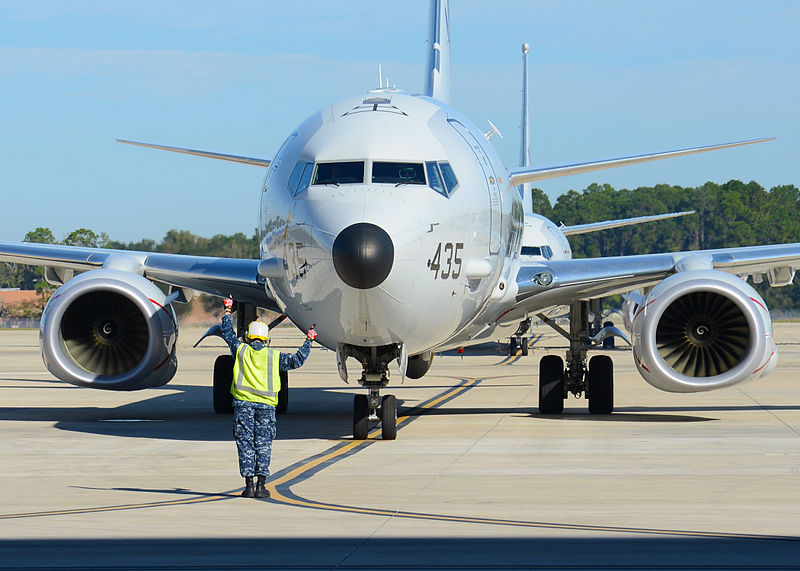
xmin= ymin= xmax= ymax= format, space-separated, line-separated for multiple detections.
xmin=221 ymin=296 xmax=316 ymax=498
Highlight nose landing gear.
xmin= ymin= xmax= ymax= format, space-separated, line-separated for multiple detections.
xmin=353 ymin=376 xmax=398 ymax=440
xmin=344 ymin=343 xmax=402 ymax=440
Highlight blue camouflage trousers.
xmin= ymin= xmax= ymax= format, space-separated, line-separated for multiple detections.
xmin=233 ymin=399 xmax=277 ymax=477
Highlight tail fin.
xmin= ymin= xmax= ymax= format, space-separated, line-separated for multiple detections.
xmin=424 ymin=0 xmax=451 ymax=103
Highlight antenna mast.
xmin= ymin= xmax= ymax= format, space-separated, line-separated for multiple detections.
xmin=519 ymin=42 xmax=532 ymax=212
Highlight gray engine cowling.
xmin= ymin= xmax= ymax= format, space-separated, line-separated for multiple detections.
xmin=40 ymin=270 xmax=178 ymax=390
xmin=631 ymin=270 xmax=776 ymax=393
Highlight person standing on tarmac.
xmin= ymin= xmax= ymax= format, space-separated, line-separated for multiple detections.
xmin=220 ymin=296 xmax=317 ymax=498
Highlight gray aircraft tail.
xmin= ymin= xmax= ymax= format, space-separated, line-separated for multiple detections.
xmin=424 ymin=0 xmax=451 ymax=103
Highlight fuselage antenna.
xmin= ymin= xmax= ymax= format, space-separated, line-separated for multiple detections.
xmin=520 ymin=42 xmax=532 ymax=211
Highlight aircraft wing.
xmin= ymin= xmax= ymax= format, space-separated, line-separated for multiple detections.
xmin=507 ymin=138 xmax=774 ymax=185
xmin=0 ymin=241 xmax=277 ymax=310
xmin=509 ymin=243 xmax=800 ymax=319
xmin=117 ymin=139 xmax=271 ymax=167
xmin=560 ymin=210 xmax=695 ymax=236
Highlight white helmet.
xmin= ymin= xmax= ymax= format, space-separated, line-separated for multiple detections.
xmin=247 ymin=321 xmax=270 ymax=343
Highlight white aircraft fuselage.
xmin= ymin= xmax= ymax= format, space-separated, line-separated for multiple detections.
xmin=260 ymin=90 xmax=524 ymax=356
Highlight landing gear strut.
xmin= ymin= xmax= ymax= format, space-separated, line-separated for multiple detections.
xmin=536 ymin=301 xmax=614 ymax=415
xmin=343 ymin=344 xmax=401 ymax=440
xmin=352 ymin=374 xmax=397 ymax=440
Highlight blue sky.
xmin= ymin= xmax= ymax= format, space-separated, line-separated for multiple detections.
xmin=1 ymin=1 xmax=798 ymax=243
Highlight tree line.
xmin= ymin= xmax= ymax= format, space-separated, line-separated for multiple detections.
xmin=531 ymin=179 xmax=800 ymax=311
xmin=2 ymin=178 xmax=800 ymax=312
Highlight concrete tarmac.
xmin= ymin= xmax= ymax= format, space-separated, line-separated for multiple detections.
xmin=1 ymin=323 xmax=800 ymax=569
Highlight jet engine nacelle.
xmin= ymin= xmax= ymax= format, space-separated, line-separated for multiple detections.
xmin=40 ymin=270 xmax=178 ymax=391
xmin=406 ymin=352 xmax=435 ymax=379
xmin=631 ymin=270 xmax=776 ymax=393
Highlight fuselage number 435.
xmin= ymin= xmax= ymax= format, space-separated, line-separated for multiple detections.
xmin=428 ymin=242 xmax=463 ymax=279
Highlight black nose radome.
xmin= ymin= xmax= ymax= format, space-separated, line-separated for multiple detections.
xmin=332 ymin=223 xmax=394 ymax=289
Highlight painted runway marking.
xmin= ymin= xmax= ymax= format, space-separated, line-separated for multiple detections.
xmin=495 ymin=333 xmax=544 ymax=366
xmin=2 ymin=376 xmax=798 ymax=543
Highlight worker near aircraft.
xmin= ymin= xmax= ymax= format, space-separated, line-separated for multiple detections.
xmin=221 ymin=296 xmax=317 ymax=498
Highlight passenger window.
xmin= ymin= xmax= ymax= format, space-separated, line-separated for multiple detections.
xmin=372 ymin=162 xmax=425 ymax=185
xmin=438 ymin=162 xmax=459 ymax=195
xmin=426 ymin=162 xmax=445 ymax=196
xmin=313 ymin=161 xmax=364 ymax=185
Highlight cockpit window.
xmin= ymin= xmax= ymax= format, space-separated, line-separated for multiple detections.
xmin=313 ymin=161 xmax=364 ymax=185
xmin=426 ymin=162 xmax=444 ymax=195
xmin=521 ymin=245 xmax=553 ymax=259
xmin=372 ymin=162 xmax=426 ymax=185
xmin=439 ymin=162 xmax=459 ymax=194
xmin=287 ymin=162 xmax=314 ymax=195
xmin=425 ymin=161 xmax=459 ymax=197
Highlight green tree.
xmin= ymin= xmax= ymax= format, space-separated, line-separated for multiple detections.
xmin=63 ymin=228 xmax=109 ymax=248
xmin=24 ymin=227 xmax=56 ymax=244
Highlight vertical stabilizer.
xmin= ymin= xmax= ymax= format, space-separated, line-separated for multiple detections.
xmin=519 ymin=42 xmax=532 ymax=212
xmin=424 ymin=0 xmax=451 ymax=103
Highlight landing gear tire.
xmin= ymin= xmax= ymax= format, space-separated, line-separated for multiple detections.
xmin=509 ymin=337 xmax=518 ymax=356
xmin=602 ymin=321 xmax=615 ymax=349
xmin=213 ymin=355 xmax=234 ymax=414
xmin=521 ymin=338 xmax=529 ymax=356
xmin=538 ymin=355 xmax=565 ymax=415
xmin=353 ymin=394 xmax=369 ymax=440
xmin=277 ymin=371 xmax=289 ymax=415
xmin=588 ymin=354 xmax=614 ymax=414
xmin=380 ymin=395 xmax=398 ymax=440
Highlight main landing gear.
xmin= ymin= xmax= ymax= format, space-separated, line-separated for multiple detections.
xmin=343 ymin=344 xmax=401 ymax=440
xmin=536 ymin=301 xmax=614 ymax=415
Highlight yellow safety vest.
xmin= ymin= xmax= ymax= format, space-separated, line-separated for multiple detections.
xmin=231 ymin=344 xmax=281 ymax=406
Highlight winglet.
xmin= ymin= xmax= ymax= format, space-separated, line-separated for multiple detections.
xmin=424 ymin=0 xmax=451 ymax=103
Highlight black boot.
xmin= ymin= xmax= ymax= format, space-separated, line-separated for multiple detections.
xmin=255 ymin=475 xmax=270 ymax=499
xmin=241 ymin=476 xmax=255 ymax=498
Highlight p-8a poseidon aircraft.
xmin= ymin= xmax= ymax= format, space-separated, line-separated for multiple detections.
xmin=0 ymin=0 xmax=795 ymax=440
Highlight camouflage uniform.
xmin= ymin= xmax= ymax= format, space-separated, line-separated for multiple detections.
xmin=221 ymin=314 xmax=311 ymax=477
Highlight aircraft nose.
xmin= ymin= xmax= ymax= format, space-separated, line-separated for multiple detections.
xmin=332 ymin=222 xmax=394 ymax=289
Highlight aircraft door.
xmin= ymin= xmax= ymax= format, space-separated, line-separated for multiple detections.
xmin=447 ymin=119 xmax=502 ymax=255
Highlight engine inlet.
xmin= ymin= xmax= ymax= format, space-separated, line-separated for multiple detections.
xmin=61 ymin=291 xmax=149 ymax=376
xmin=656 ymin=291 xmax=749 ymax=377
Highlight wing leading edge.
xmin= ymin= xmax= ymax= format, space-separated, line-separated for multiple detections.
xmin=0 ymin=241 xmax=277 ymax=310
xmin=508 ymin=138 xmax=775 ymax=186
xmin=117 ymin=139 xmax=271 ymax=168
xmin=510 ymin=243 xmax=800 ymax=320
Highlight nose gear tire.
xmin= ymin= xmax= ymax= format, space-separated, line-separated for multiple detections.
xmin=353 ymin=394 xmax=369 ymax=440
xmin=380 ymin=394 xmax=397 ymax=440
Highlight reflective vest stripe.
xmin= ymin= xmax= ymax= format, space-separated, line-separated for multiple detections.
xmin=232 ymin=345 xmax=279 ymax=402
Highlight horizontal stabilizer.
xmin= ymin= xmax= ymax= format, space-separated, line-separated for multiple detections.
xmin=508 ymin=138 xmax=775 ymax=186
xmin=117 ymin=139 xmax=271 ymax=168
xmin=561 ymin=211 xmax=695 ymax=236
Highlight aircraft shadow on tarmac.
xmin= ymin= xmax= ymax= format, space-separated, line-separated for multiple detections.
xmin=0 ymin=384 xmax=359 ymax=442
xmin=2 ymin=381 xmax=798 ymax=439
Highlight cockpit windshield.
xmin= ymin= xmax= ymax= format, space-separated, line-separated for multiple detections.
xmin=313 ymin=161 xmax=364 ymax=185
xmin=372 ymin=162 xmax=426 ymax=185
